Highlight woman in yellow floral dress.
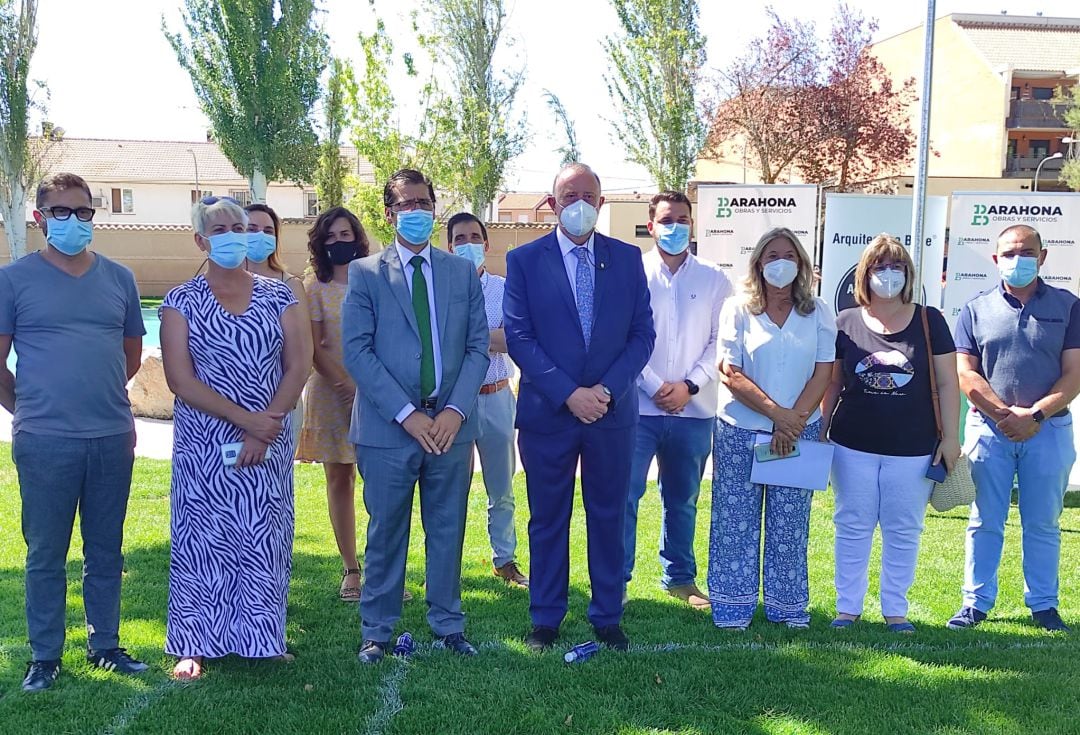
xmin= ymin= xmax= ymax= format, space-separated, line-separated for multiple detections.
xmin=295 ymin=207 xmax=371 ymax=600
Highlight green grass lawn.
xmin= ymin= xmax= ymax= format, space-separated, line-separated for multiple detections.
xmin=1 ymin=447 xmax=1078 ymax=734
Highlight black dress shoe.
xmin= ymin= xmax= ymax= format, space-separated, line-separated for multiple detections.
xmin=22 ymin=660 xmax=61 ymax=692
xmin=525 ymin=626 xmax=559 ymax=652
xmin=357 ymin=639 xmax=389 ymax=664
xmin=595 ymin=624 xmax=630 ymax=651
xmin=436 ymin=632 xmax=478 ymax=656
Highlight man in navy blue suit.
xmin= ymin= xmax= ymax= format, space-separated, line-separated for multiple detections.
xmin=504 ymin=163 xmax=655 ymax=652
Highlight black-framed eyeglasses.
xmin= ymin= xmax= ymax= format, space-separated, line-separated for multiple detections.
xmin=39 ymin=206 xmax=95 ymax=222
xmin=201 ymin=195 xmax=241 ymax=206
xmin=390 ymin=198 xmax=435 ymax=213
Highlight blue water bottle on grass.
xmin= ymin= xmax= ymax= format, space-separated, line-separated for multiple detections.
xmin=392 ymin=632 xmax=415 ymax=658
xmin=564 ymin=641 xmax=600 ymax=663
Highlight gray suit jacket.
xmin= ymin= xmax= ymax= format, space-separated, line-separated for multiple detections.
xmin=342 ymin=244 xmax=490 ymax=448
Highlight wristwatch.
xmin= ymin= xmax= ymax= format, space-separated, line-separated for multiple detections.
xmin=601 ymin=384 xmax=614 ymax=409
xmin=683 ymin=379 xmax=700 ymax=396
xmin=1032 ymin=409 xmax=1046 ymax=423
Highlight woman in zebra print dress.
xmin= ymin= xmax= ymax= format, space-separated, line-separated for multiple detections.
xmin=160 ymin=196 xmax=312 ymax=680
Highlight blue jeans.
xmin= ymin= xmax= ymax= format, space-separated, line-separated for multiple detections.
xmin=624 ymin=415 xmax=713 ymax=588
xmin=14 ymin=430 xmax=136 ymax=661
xmin=473 ymin=387 xmax=517 ymax=567
xmin=963 ymin=411 xmax=1075 ymax=613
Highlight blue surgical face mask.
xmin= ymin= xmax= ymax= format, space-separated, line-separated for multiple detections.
xmin=559 ymin=199 xmax=599 ymax=238
xmin=45 ymin=217 xmax=93 ymax=256
xmin=998 ymin=254 xmax=1039 ymax=288
xmin=454 ymin=242 xmax=485 ymax=269
xmin=246 ymin=232 xmax=277 ymax=263
xmin=654 ymin=222 xmax=690 ymax=255
xmin=207 ymin=231 xmax=248 ymax=269
xmin=396 ymin=209 xmax=435 ymax=246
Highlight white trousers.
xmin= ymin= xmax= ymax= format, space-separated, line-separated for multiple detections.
xmin=831 ymin=444 xmax=933 ymax=618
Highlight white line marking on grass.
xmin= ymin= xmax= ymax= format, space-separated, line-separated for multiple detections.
xmin=99 ymin=680 xmax=177 ymax=735
xmin=358 ymin=662 xmax=407 ymax=735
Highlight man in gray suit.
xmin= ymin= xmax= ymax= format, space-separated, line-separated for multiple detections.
xmin=342 ymin=169 xmax=490 ymax=663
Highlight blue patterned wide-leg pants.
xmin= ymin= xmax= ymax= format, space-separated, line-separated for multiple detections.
xmin=708 ymin=418 xmax=817 ymax=628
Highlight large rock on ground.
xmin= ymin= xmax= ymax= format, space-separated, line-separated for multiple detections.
xmin=128 ymin=350 xmax=174 ymax=420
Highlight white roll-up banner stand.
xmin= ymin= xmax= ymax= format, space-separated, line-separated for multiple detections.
xmin=944 ymin=192 xmax=1080 ymax=489
xmin=695 ymin=184 xmax=820 ymax=288
xmin=820 ymin=194 xmax=947 ymax=315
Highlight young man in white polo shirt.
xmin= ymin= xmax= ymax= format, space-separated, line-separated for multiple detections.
xmin=623 ymin=191 xmax=731 ymax=609
xmin=447 ymin=212 xmax=528 ymax=588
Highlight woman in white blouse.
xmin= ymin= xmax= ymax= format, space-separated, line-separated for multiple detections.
xmin=709 ymin=227 xmax=837 ymax=630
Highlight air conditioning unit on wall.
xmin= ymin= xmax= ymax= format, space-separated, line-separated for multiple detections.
xmin=92 ymin=195 xmax=107 ymax=209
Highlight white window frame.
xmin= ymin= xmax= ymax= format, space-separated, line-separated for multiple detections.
xmin=111 ymin=187 xmax=135 ymax=214
xmin=229 ymin=189 xmax=252 ymax=207
xmin=305 ymin=191 xmax=319 ymax=218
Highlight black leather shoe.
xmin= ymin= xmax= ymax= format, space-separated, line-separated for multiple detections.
xmin=357 ymin=639 xmax=389 ymax=664
xmin=87 ymin=648 xmax=149 ymax=674
xmin=436 ymin=632 xmax=478 ymax=656
xmin=525 ymin=626 xmax=559 ymax=652
xmin=22 ymin=660 xmax=61 ymax=692
xmin=595 ymin=624 xmax=630 ymax=651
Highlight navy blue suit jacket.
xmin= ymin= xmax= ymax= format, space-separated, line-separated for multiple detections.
xmin=504 ymin=230 xmax=655 ymax=434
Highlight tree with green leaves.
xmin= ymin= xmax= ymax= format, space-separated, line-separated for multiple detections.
xmin=1060 ymin=86 xmax=1080 ymax=191
xmin=0 ymin=0 xmax=42 ymax=261
xmin=164 ymin=0 xmax=327 ymax=202
xmin=314 ymin=57 xmax=356 ymax=211
xmin=347 ymin=6 xmax=467 ymax=245
xmin=603 ymin=0 xmax=706 ymax=192
xmin=428 ymin=0 xmax=525 ymax=217
xmin=544 ymin=90 xmax=580 ymax=166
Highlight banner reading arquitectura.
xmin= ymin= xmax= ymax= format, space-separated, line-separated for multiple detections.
xmin=695 ymin=184 xmax=819 ymax=287
xmin=820 ymin=194 xmax=947 ymax=315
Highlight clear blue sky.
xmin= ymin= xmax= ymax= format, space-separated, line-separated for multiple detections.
xmin=30 ymin=0 xmax=1080 ymax=192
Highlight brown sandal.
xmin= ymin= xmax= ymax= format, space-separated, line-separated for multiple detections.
xmin=339 ymin=568 xmax=362 ymax=601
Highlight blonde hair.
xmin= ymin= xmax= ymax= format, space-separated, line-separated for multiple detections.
xmin=853 ymin=234 xmax=915 ymax=306
xmin=191 ymin=197 xmax=247 ymax=237
xmin=741 ymin=227 xmax=817 ymax=316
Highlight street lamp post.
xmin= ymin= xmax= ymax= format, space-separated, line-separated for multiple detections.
xmin=1033 ymin=151 xmax=1064 ymax=192
xmin=187 ymin=148 xmax=201 ymax=199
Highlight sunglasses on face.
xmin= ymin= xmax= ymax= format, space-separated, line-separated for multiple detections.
xmin=40 ymin=206 xmax=95 ymax=222
xmin=200 ymin=195 xmax=241 ymax=206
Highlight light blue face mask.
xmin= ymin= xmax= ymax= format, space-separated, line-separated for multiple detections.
xmin=396 ymin=209 xmax=435 ymax=245
xmin=207 ymin=231 xmax=248 ymax=269
xmin=246 ymin=232 xmax=277 ymax=263
xmin=998 ymin=254 xmax=1038 ymax=288
xmin=45 ymin=217 xmax=93 ymax=256
xmin=654 ymin=222 xmax=690 ymax=255
xmin=454 ymin=242 xmax=485 ymax=269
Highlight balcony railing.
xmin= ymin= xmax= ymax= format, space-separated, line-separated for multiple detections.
xmin=1003 ymin=155 xmax=1065 ymax=177
xmin=1007 ymin=99 xmax=1071 ymax=129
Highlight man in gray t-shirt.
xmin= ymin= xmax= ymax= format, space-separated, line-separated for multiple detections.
xmin=0 ymin=173 xmax=148 ymax=693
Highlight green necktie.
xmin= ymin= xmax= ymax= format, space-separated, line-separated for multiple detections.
xmin=410 ymin=255 xmax=436 ymax=398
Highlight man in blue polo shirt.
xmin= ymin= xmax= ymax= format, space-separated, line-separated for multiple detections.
xmin=949 ymin=224 xmax=1080 ymax=632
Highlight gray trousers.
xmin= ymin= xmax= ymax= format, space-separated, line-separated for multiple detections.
xmin=14 ymin=430 xmax=136 ymax=661
xmin=473 ymin=388 xmax=517 ymax=567
xmin=357 ymin=437 xmax=472 ymax=642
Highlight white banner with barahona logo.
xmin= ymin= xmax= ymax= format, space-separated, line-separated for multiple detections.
xmin=943 ymin=192 xmax=1080 ymax=328
xmin=695 ymin=184 xmax=819 ymax=288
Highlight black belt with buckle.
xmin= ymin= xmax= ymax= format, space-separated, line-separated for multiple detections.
xmin=419 ymin=397 xmax=437 ymax=410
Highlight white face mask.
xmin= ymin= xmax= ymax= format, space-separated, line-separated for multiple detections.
xmin=869 ymin=268 xmax=906 ymax=299
xmin=762 ymin=258 xmax=798 ymax=288
xmin=559 ymin=199 xmax=598 ymax=238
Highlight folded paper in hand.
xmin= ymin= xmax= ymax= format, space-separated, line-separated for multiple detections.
xmin=749 ymin=433 xmax=835 ymax=491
